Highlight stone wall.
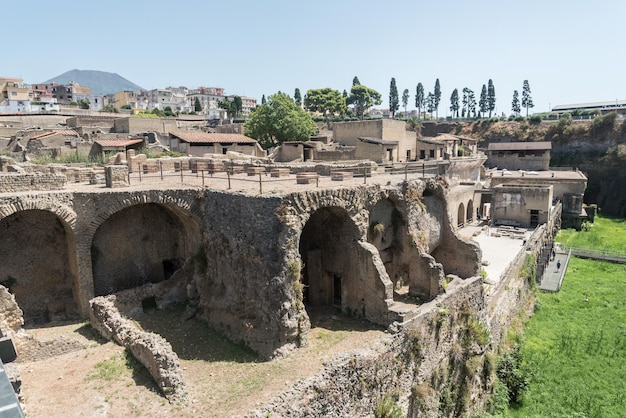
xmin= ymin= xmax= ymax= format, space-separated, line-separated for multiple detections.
xmin=492 ymin=184 xmax=552 ymax=227
xmin=249 ymin=277 xmax=495 ymax=417
xmin=114 ymin=117 xmax=179 ymax=134
xmin=0 ymin=173 xmax=66 ymax=192
xmin=250 ymin=212 xmax=549 ymax=417
xmin=312 ymin=148 xmax=356 ymax=161
xmin=89 ymin=295 xmax=187 ymax=403
xmin=0 ymin=179 xmax=481 ymax=360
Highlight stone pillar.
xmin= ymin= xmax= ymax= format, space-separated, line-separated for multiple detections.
xmin=104 ymin=165 xmax=129 ymax=188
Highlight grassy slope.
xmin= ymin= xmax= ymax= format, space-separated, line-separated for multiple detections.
xmin=508 ymin=216 xmax=626 ymax=418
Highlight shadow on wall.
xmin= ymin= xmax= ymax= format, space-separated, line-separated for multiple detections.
xmin=91 ymin=203 xmax=201 ymax=297
xmin=0 ymin=210 xmax=79 ymax=324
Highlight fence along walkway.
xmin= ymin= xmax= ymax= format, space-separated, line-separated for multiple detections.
xmin=126 ymin=160 xmax=448 ymax=195
xmin=561 ymin=246 xmax=626 ymax=264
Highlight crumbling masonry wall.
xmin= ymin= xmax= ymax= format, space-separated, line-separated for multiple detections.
xmin=0 ymin=178 xmax=481 ymax=360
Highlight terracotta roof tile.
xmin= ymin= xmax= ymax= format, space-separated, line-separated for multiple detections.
xmin=29 ymin=129 xmax=79 ymax=140
xmin=94 ymin=139 xmax=144 ymax=147
xmin=171 ymin=130 xmax=257 ymax=144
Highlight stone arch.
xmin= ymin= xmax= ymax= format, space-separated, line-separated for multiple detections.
xmin=298 ymin=205 xmax=392 ymax=323
xmin=0 ymin=198 xmax=76 ymax=228
xmin=91 ymin=202 xmax=201 ymax=296
xmin=466 ymin=199 xmax=474 ymax=224
xmin=0 ymin=209 xmax=80 ymax=323
xmin=85 ymin=192 xmax=202 ymax=241
xmin=457 ymin=202 xmax=465 ymax=227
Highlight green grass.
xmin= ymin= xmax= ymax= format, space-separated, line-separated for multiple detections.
xmin=87 ymin=351 xmax=134 ymax=381
xmin=556 ymin=213 xmax=626 ymax=252
xmin=505 ymin=218 xmax=626 ymax=417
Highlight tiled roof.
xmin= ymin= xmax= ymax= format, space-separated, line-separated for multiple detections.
xmin=488 ymin=141 xmax=552 ymax=151
xmin=29 ymin=129 xmax=78 ymax=140
xmin=94 ymin=139 xmax=144 ymax=147
xmin=358 ymin=137 xmax=399 ymax=145
xmin=171 ymin=130 xmax=257 ymax=144
xmin=435 ymin=133 xmax=459 ymax=141
xmin=418 ymin=137 xmax=445 ymax=145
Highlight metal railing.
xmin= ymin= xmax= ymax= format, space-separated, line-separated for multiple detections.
xmin=560 ymin=246 xmax=626 ymax=263
xmin=126 ymin=160 xmax=449 ymax=195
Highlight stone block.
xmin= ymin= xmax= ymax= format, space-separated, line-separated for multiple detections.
xmin=331 ymin=171 xmax=353 ymax=181
xmin=270 ymin=168 xmax=290 ymax=177
xmin=247 ymin=167 xmax=265 ymax=176
xmin=296 ymin=172 xmax=319 ymax=184
xmin=104 ymin=165 xmax=129 ymax=188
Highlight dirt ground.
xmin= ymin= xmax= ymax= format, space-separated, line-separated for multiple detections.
xmin=18 ymin=306 xmax=386 ymax=418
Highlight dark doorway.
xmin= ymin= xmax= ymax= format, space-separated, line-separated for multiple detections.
xmin=298 ymin=207 xmax=360 ymax=309
xmin=530 ymin=209 xmax=539 ymax=228
xmin=333 ymin=275 xmax=342 ymax=306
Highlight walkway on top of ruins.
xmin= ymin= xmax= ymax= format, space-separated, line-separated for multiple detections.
xmin=539 ymin=249 xmax=571 ymax=292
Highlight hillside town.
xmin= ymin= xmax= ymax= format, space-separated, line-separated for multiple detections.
xmin=0 ymin=76 xmax=256 ymax=119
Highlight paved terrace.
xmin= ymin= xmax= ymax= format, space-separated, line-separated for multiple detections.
xmin=60 ymin=162 xmax=448 ymax=195
xmin=459 ymin=222 xmax=531 ymax=285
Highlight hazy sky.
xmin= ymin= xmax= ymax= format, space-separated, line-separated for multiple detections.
xmin=6 ymin=0 xmax=625 ymax=115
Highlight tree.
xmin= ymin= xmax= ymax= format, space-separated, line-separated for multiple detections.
xmin=163 ymin=106 xmax=175 ymax=117
xmin=462 ymin=88 xmax=476 ymax=118
xmin=487 ymin=79 xmax=496 ymax=117
xmin=389 ymin=78 xmax=399 ymax=119
xmin=347 ymin=84 xmax=382 ymax=120
xmin=194 ymin=97 xmax=202 ymax=112
xmin=450 ymin=88 xmax=459 ymax=118
xmin=244 ymin=92 xmax=317 ymax=149
xmin=402 ymin=89 xmax=410 ymax=118
xmin=232 ymin=96 xmax=243 ymax=118
xmin=468 ymin=89 xmax=477 ymax=117
xmin=426 ymin=92 xmax=435 ymax=117
xmin=415 ymin=83 xmax=425 ymax=119
xmin=521 ymin=80 xmax=534 ymax=116
xmin=433 ymin=79 xmax=441 ymax=118
xmin=352 ymin=76 xmax=361 ymax=86
xmin=219 ymin=96 xmax=243 ymax=119
xmin=294 ymin=88 xmax=302 ymax=107
xmin=304 ymin=88 xmax=346 ymax=129
xmin=77 ymin=98 xmax=90 ymax=109
xmin=479 ymin=84 xmax=488 ymax=118
xmin=512 ymin=90 xmax=521 ymax=115
xmin=261 ymin=94 xmax=266 ymax=104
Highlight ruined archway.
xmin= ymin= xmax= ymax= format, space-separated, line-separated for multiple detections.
xmin=368 ymin=197 xmax=442 ymax=302
xmin=368 ymin=199 xmax=410 ymax=289
xmin=91 ymin=203 xmax=200 ymax=296
xmin=298 ymin=206 xmax=392 ymax=323
xmin=457 ymin=202 xmax=465 ymax=227
xmin=0 ymin=210 xmax=79 ymax=323
xmin=466 ymin=199 xmax=474 ymax=224
xmin=299 ymin=207 xmax=360 ymax=308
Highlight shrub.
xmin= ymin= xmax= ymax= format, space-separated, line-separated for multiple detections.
xmin=529 ymin=115 xmax=542 ymax=124
xmin=496 ymin=345 xmax=532 ymax=404
xmin=375 ymin=394 xmax=403 ymax=418
xmin=590 ymin=111 xmax=617 ymax=135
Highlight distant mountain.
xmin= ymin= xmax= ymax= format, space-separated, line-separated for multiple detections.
xmin=43 ymin=69 xmax=144 ymax=95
